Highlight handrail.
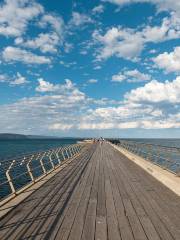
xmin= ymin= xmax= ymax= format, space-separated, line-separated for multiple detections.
xmin=112 ymin=140 xmax=180 ymax=175
xmin=0 ymin=143 xmax=87 ymax=201
xmin=0 ymin=144 xmax=74 ymax=167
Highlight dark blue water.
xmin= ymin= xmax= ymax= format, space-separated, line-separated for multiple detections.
xmin=126 ymin=138 xmax=180 ymax=148
xmin=0 ymin=138 xmax=81 ymax=199
xmin=0 ymin=138 xmax=80 ymax=160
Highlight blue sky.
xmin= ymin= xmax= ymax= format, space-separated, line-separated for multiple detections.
xmin=0 ymin=0 xmax=180 ymax=138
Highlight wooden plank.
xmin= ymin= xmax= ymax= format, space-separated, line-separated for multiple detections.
xmin=111 ymin=145 xmax=179 ymax=240
xmin=23 ymin=151 xmax=91 ymax=240
xmin=106 ymin=144 xmax=148 ymax=240
xmin=0 ymin=143 xmax=179 ymax=240
xmin=0 ymin=145 xmax=95 ymax=240
xmin=81 ymin=147 xmax=100 ymax=240
xmin=103 ymin=148 xmax=121 ymax=240
xmin=105 ymin=148 xmax=134 ymax=240
xmin=67 ymin=155 xmax=97 ymax=240
xmin=95 ymin=144 xmax=107 ymax=240
xmin=9 ymin=153 xmax=90 ymax=240
xmin=53 ymin=145 xmax=97 ymax=240
xmin=122 ymin=154 xmax=180 ymax=228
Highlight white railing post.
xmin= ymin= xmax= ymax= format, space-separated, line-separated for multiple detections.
xmin=40 ymin=152 xmax=47 ymax=175
xmin=6 ymin=160 xmax=16 ymax=196
xmin=69 ymin=146 xmax=74 ymax=157
xmin=61 ymin=148 xmax=66 ymax=160
xmin=73 ymin=146 xmax=76 ymax=156
xmin=48 ymin=150 xmax=55 ymax=169
xmin=65 ymin=148 xmax=70 ymax=159
xmin=27 ymin=155 xmax=35 ymax=183
xmin=56 ymin=148 xmax=61 ymax=164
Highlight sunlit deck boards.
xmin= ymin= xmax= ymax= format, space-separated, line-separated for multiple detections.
xmin=0 ymin=142 xmax=180 ymax=240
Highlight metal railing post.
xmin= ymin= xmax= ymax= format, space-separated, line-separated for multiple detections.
xmin=27 ymin=155 xmax=35 ymax=183
xmin=6 ymin=160 xmax=16 ymax=196
xmin=65 ymin=148 xmax=70 ymax=159
xmin=56 ymin=148 xmax=61 ymax=164
xmin=61 ymin=148 xmax=66 ymax=160
xmin=40 ymin=152 xmax=47 ymax=175
xmin=72 ymin=146 xmax=76 ymax=156
xmin=74 ymin=146 xmax=78 ymax=154
xmin=49 ymin=151 xmax=55 ymax=169
xmin=68 ymin=147 xmax=73 ymax=158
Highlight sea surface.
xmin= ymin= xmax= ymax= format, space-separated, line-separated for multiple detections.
xmin=123 ymin=138 xmax=180 ymax=148
xmin=0 ymin=138 xmax=80 ymax=199
xmin=0 ymin=138 xmax=179 ymax=161
xmin=0 ymin=138 xmax=79 ymax=160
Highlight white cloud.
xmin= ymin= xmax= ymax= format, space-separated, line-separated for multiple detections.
xmin=153 ymin=46 xmax=180 ymax=73
xmin=36 ymin=78 xmax=59 ymax=92
xmin=88 ymin=79 xmax=98 ymax=83
xmin=36 ymin=79 xmax=86 ymax=105
xmin=93 ymin=14 xmax=180 ymax=61
xmin=39 ymin=14 xmax=64 ymax=35
xmin=125 ymin=76 xmax=180 ymax=103
xmin=78 ymin=77 xmax=180 ymax=130
xmin=0 ymin=74 xmax=8 ymax=82
xmin=15 ymin=33 xmax=60 ymax=53
xmin=0 ymin=1 xmax=65 ymax=61
xmin=0 ymin=72 xmax=28 ymax=85
xmin=3 ymin=46 xmax=51 ymax=64
xmin=70 ymin=12 xmax=93 ymax=27
xmin=112 ymin=74 xmax=126 ymax=82
xmin=92 ymin=5 xmax=104 ymax=14
xmin=0 ymin=77 xmax=179 ymax=133
xmin=0 ymin=0 xmax=43 ymax=37
xmin=126 ymin=69 xmax=151 ymax=82
xmin=0 ymin=79 xmax=88 ymax=133
xmin=49 ymin=123 xmax=73 ymax=130
xmin=10 ymin=72 xmax=28 ymax=85
xmin=103 ymin=0 xmax=180 ymax=13
xmin=93 ymin=27 xmax=144 ymax=60
xmin=94 ymin=65 xmax=102 ymax=70
xmin=149 ymin=49 xmax=157 ymax=54
xmin=59 ymin=61 xmax=76 ymax=68
xmin=112 ymin=69 xmax=151 ymax=82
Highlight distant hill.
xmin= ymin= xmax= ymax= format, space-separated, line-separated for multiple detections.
xmin=0 ymin=133 xmax=79 ymax=140
xmin=0 ymin=133 xmax=28 ymax=140
xmin=27 ymin=135 xmax=59 ymax=139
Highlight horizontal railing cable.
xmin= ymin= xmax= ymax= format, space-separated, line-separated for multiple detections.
xmin=112 ymin=140 xmax=180 ymax=175
xmin=0 ymin=143 xmax=87 ymax=202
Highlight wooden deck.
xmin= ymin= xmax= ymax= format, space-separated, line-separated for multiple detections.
xmin=0 ymin=142 xmax=180 ymax=240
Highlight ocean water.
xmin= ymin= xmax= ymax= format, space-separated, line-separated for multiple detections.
xmin=0 ymin=138 xmax=79 ymax=160
xmin=0 ymin=138 xmax=80 ymax=199
xmin=125 ymin=138 xmax=180 ymax=148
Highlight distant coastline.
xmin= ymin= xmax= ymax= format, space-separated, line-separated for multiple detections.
xmin=0 ymin=133 xmax=64 ymax=140
xmin=0 ymin=133 xmax=28 ymax=140
xmin=0 ymin=133 xmax=86 ymax=140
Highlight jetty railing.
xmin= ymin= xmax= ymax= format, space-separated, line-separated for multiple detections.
xmin=0 ymin=143 xmax=86 ymax=202
xmin=114 ymin=140 xmax=180 ymax=176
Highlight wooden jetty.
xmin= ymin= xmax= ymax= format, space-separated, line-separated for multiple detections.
xmin=0 ymin=142 xmax=180 ymax=239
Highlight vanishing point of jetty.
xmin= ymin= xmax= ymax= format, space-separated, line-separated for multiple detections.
xmin=0 ymin=140 xmax=180 ymax=240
